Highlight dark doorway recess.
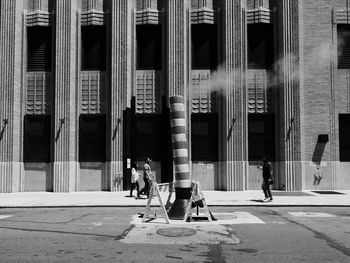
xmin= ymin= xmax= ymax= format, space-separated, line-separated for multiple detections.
xmin=248 ymin=113 xmax=275 ymax=162
xmin=79 ymin=114 xmax=106 ymax=162
xmin=123 ymin=97 xmax=172 ymax=190
xmin=191 ymin=113 xmax=218 ymax=162
xmin=339 ymin=114 xmax=350 ymax=161
xmin=24 ymin=115 xmax=51 ymax=163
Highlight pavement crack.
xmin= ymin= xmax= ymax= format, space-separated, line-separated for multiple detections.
xmin=284 ymin=217 xmax=350 ymax=257
xmin=0 ymin=225 xmax=119 ymax=240
xmin=115 ymin=224 xmax=135 ymax=240
xmin=1 ymin=213 xmax=92 ymax=224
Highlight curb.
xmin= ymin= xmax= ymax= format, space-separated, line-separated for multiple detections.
xmin=1 ymin=204 xmax=350 ymax=209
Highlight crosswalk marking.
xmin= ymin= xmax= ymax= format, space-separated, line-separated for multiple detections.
xmin=0 ymin=215 xmax=13 ymax=220
xmin=288 ymin=212 xmax=336 ymax=218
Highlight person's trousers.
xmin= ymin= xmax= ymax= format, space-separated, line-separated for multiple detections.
xmin=130 ymin=181 xmax=140 ymax=196
xmin=262 ymin=181 xmax=273 ymax=199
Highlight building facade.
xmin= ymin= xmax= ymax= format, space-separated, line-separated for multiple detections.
xmin=1 ymin=0 xmax=350 ymax=193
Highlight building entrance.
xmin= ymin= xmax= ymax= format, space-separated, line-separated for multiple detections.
xmin=123 ymin=105 xmax=172 ymax=190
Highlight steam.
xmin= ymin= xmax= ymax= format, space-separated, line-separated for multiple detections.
xmin=207 ymin=40 xmax=339 ymax=95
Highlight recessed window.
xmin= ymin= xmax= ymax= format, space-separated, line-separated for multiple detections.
xmin=137 ymin=25 xmax=162 ymax=70
xmin=24 ymin=115 xmax=51 ymax=162
xmin=81 ymin=26 xmax=106 ymax=70
xmin=191 ymin=113 xmax=218 ymax=161
xmin=339 ymin=114 xmax=350 ymax=161
xmin=192 ymin=24 xmax=217 ymax=70
xmin=248 ymin=24 xmax=273 ymax=69
xmin=338 ymin=25 xmax=350 ymax=69
xmin=79 ymin=115 xmax=106 ymax=162
xmin=27 ymin=27 xmax=52 ymax=72
xmin=248 ymin=114 xmax=275 ymax=161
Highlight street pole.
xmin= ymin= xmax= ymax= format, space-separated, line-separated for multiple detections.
xmin=168 ymin=95 xmax=192 ymax=219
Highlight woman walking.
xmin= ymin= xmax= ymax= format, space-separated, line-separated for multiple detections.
xmin=130 ymin=162 xmax=140 ymax=199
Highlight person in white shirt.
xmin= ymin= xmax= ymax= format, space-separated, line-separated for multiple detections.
xmin=130 ymin=162 xmax=140 ymax=198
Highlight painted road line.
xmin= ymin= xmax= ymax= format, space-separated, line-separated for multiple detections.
xmin=288 ymin=212 xmax=336 ymax=218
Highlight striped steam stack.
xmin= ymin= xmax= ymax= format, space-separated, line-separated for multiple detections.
xmin=167 ymin=95 xmax=192 ymax=219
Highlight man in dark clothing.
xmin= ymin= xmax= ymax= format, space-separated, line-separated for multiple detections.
xmin=258 ymin=156 xmax=273 ymax=202
xmin=139 ymin=157 xmax=152 ymax=198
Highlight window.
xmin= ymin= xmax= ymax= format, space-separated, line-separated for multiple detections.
xmin=191 ymin=113 xmax=218 ymax=161
xmin=247 ymin=24 xmax=273 ymax=69
xmin=338 ymin=25 xmax=350 ymax=69
xmin=192 ymin=24 xmax=217 ymax=70
xmin=339 ymin=114 xmax=350 ymax=161
xmin=24 ymin=115 xmax=51 ymax=162
xmin=79 ymin=115 xmax=106 ymax=162
xmin=248 ymin=114 xmax=275 ymax=161
xmin=137 ymin=25 xmax=162 ymax=70
xmin=27 ymin=27 xmax=52 ymax=71
xmin=81 ymin=26 xmax=106 ymax=70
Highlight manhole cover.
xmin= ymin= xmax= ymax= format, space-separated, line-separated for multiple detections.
xmin=156 ymin=227 xmax=197 ymax=237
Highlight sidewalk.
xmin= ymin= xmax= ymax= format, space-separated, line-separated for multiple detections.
xmin=0 ymin=190 xmax=349 ymax=208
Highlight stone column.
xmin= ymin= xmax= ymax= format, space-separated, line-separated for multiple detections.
xmin=165 ymin=0 xmax=190 ymax=97
xmin=219 ymin=0 xmax=247 ymax=191
xmin=109 ymin=0 xmax=133 ymax=190
xmin=53 ymin=0 xmax=78 ymax=192
xmin=0 ymin=0 xmax=24 ymax=193
xmin=276 ymin=0 xmax=302 ymax=191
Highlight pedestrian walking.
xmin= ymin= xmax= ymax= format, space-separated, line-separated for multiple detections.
xmin=258 ymin=156 xmax=274 ymax=202
xmin=139 ymin=157 xmax=153 ymax=198
xmin=130 ymin=162 xmax=140 ymax=198
xmin=313 ymin=165 xmax=322 ymax=186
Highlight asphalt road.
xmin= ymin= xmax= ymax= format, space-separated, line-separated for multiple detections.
xmin=0 ymin=207 xmax=349 ymax=262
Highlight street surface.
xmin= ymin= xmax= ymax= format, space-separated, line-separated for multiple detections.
xmin=0 ymin=207 xmax=349 ymax=262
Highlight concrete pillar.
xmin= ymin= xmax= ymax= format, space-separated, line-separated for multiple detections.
xmin=0 ymin=0 xmax=24 ymax=193
xmin=276 ymin=0 xmax=302 ymax=191
xmin=219 ymin=0 xmax=248 ymax=191
xmin=109 ymin=0 xmax=133 ymax=190
xmin=165 ymin=0 xmax=190 ymax=97
xmin=53 ymin=0 xmax=78 ymax=192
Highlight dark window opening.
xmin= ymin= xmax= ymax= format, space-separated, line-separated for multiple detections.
xmin=248 ymin=114 xmax=275 ymax=161
xmin=79 ymin=115 xmax=106 ymax=162
xmin=27 ymin=27 xmax=52 ymax=71
xmin=135 ymin=114 xmax=162 ymax=160
xmin=192 ymin=24 xmax=217 ymax=70
xmin=81 ymin=26 xmax=106 ymax=70
xmin=248 ymin=24 xmax=273 ymax=69
xmin=339 ymin=114 xmax=350 ymax=161
xmin=24 ymin=115 xmax=51 ymax=162
xmin=136 ymin=25 xmax=162 ymax=70
xmin=338 ymin=25 xmax=350 ymax=69
xmin=191 ymin=113 xmax=218 ymax=161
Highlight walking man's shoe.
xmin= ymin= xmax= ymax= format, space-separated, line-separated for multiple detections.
xmin=263 ymin=198 xmax=270 ymax=202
